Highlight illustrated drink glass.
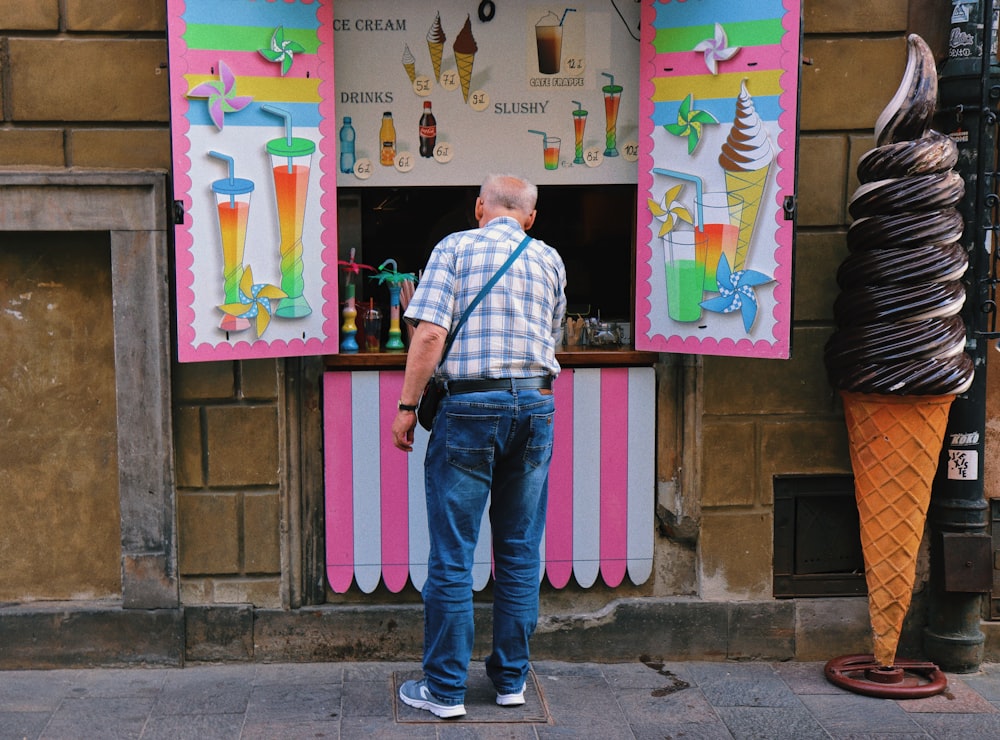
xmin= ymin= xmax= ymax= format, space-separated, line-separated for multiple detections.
xmin=695 ymin=192 xmax=744 ymax=292
xmin=602 ymin=84 xmax=623 ymax=157
xmin=267 ymin=136 xmax=316 ymax=318
xmin=543 ymin=136 xmax=561 ymax=170
xmin=212 ymin=177 xmax=254 ymax=332
xmin=573 ymin=108 xmax=587 ymax=164
xmin=535 ymin=13 xmax=562 ymax=74
xmin=664 ymin=229 xmax=707 ymax=322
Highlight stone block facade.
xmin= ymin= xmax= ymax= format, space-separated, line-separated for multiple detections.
xmin=3 ymin=0 xmax=994 ymax=663
xmin=173 ymin=361 xmax=284 ymax=608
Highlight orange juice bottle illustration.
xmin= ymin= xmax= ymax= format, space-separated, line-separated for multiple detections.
xmin=380 ymin=111 xmax=396 ymax=166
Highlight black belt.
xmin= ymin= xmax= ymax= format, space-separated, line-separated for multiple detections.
xmin=446 ymin=376 xmax=552 ymax=395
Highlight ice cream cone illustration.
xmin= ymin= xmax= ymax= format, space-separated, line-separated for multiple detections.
xmin=453 ymin=14 xmax=478 ymax=104
xmin=719 ymin=79 xmax=773 ymax=270
xmin=426 ymin=12 xmax=445 ymax=83
xmin=402 ymin=44 xmax=417 ymax=84
xmin=841 ymin=391 xmax=953 ymax=667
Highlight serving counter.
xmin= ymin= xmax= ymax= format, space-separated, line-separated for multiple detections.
xmin=323 ymin=348 xmax=658 ymax=594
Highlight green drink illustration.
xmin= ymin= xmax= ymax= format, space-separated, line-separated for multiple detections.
xmin=664 ymin=229 xmax=706 ymax=322
xmin=263 ymin=105 xmax=315 ymax=319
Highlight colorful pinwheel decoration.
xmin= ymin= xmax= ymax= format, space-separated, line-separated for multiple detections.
xmin=648 ymin=184 xmax=694 ymax=237
xmin=699 ymin=255 xmax=774 ymax=333
xmin=371 ymin=259 xmax=418 ymax=351
xmin=218 ymin=266 xmax=287 ymax=338
xmin=187 ymin=61 xmax=253 ymax=130
xmin=693 ymin=22 xmax=740 ymax=75
xmin=664 ymin=94 xmax=718 ymax=155
xmin=259 ymin=27 xmax=305 ymax=77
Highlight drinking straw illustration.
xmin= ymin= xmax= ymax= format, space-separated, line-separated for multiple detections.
xmin=371 ymin=259 xmax=418 ymax=351
xmin=560 ymin=8 xmax=577 ymax=25
xmin=262 ymin=104 xmax=316 ymax=318
xmin=209 ymin=150 xmax=254 ymax=332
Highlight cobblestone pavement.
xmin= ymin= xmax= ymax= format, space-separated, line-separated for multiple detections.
xmin=3 ymin=659 xmax=1000 ymax=738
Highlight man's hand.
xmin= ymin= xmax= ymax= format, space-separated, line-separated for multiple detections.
xmin=389 ymin=320 xmax=447 ymax=453
xmin=392 ymin=409 xmax=417 ymax=452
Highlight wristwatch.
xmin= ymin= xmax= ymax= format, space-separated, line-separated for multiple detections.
xmin=398 ymin=400 xmax=418 ymax=412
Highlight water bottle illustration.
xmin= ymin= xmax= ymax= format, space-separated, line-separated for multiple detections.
xmin=339 ymin=116 xmax=356 ymax=174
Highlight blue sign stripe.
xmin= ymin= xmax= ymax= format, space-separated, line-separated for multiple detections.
xmin=653 ymin=0 xmax=786 ymax=28
xmin=651 ymin=95 xmax=782 ymax=127
xmin=182 ymin=0 xmax=320 ymax=29
xmin=186 ymin=101 xmax=322 ymax=129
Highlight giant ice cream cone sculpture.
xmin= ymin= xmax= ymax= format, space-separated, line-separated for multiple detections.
xmin=453 ymin=14 xmax=478 ymax=104
xmin=427 ymin=12 xmax=445 ymax=83
xmin=824 ymin=35 xmax=973 ymax=670
xmin=719 ymin=80 xmax=773 ymax=270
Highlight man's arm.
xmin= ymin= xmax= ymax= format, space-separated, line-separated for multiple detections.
xmin=391 ymin=320 xmax=448 ymax=452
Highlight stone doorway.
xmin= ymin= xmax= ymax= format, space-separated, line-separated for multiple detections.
xmin=0 ymin=172 xmax=177 ymax=610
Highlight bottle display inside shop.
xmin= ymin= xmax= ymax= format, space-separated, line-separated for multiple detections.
xmin=419 ymin=101 xmax=437 ymax=158
xmin=379 ymin=111 xmax=396 ymax=166
xmin=339 ymin=116 xmax=356 ymax=174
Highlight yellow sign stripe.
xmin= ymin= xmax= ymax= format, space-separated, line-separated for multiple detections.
xmin=652 ymin=70 xmax=783 ymax=102
xmin=184 ymin=75 xmax=321 ymax=103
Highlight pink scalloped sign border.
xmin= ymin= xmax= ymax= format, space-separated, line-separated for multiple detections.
xmin=167 ymin=0 xmax=338 ymax=362
xmin=635 ymin=0 xmax=799 ymax=359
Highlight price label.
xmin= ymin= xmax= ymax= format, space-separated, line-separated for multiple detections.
xmin=622 ymin=141 xmax=639 ymax=162
xmin=353 ymin=158 xmax=373 ymax=180
xmin=440 ymin=69 xmax=459 ymax=92
xmin=584 ymin=146 xmax=603 ymax=168
xmin=433 ymin=141 xmax=454 ymax=163
xmin=394 ymin=152 xmax=415 ymax=173
xmin=565 ymin=57 xmax=586 ymax=75
xmin=469 ymin=89 xmax=490 ymax=111
xmin=413 ymin=75 xmax=433 ymax=96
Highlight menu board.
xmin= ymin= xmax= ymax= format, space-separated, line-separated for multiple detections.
xmin=333 ymin=1 xmax=641 ymax=186
xmin=167 ymin=0 xmax=340 ymax=363
xmin=635 ymin=0 xmax=800 ymax=359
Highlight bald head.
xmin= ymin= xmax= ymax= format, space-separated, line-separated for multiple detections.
xmin=476 ymin=174 xmax=537 ymax=230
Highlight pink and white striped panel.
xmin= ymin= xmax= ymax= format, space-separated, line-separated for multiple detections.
xmin=324 ymin=367 xmax=654 ymax=593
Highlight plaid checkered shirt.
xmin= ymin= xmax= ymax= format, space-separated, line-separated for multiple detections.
xmin=404 ymin=216 xmax=567 ymax=380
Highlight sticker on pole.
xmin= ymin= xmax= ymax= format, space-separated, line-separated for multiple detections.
xmin=947 ymin=449 xmax=978 ymax=480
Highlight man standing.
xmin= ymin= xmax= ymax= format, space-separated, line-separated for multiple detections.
xmin=392 ymin=174 xmax=567 ymax=719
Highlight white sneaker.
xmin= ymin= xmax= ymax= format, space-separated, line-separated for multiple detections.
xmin=496 ymin=685 xmax=526 ymax=706
xmin=399 ymin=679 xmax=466 ymax=718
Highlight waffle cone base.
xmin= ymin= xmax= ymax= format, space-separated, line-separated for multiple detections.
xmin=455 ymin=52 xmax=475 ymax=102
xmin=840 ymin=391 xmax=954 ymax=667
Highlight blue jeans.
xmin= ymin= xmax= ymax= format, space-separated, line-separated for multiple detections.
xmin=421 ymin=386 xmax=555 ymax=705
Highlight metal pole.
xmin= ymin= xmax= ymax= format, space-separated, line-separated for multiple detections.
xmin=925 ymin=0 xmax=997 ymax=673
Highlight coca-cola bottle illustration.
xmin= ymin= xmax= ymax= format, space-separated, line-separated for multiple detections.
xmin=419 ymin=101 xmax=437 ymax=158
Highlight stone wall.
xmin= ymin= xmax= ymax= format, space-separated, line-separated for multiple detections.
xmin=1 ymin=0 xmax=984 ymax=613
xmin=173 ymin=361 xmax=285 ymax=608
xmin=0 ymin=0 xmax=171 ymax=169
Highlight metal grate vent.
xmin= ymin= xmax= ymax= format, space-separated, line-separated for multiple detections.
xmin=773 ymin=475 xmax=866 ymax=598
